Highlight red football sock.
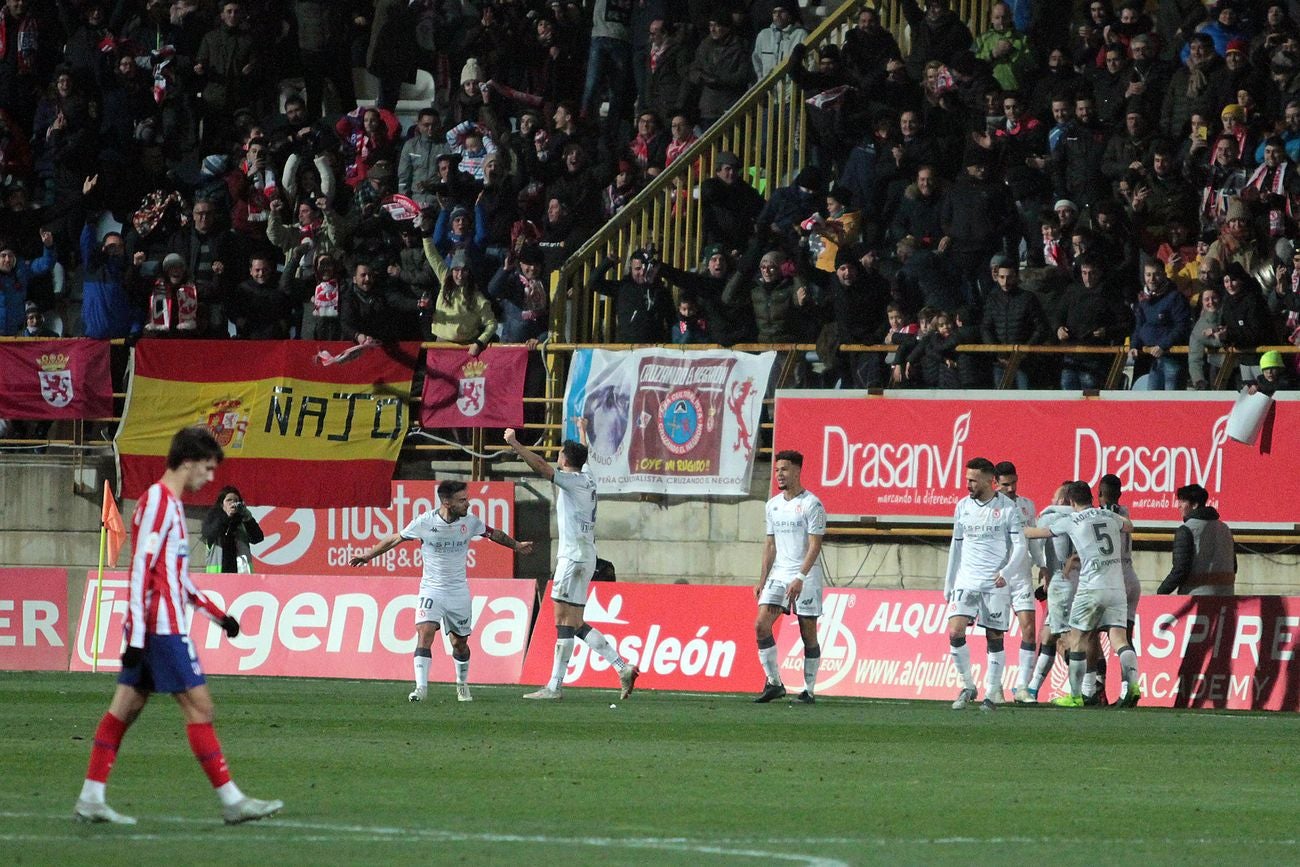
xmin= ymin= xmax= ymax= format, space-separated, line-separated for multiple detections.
xmin=85 ymin=712 xmax=128 ymax=783
xmin=186 ymin=722 xmax=231 ymax=788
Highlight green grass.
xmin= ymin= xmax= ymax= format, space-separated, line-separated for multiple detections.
xmin=2 ymin=672 xmax=1297 ymax=866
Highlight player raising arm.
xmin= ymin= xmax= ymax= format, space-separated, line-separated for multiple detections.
xmin=350 ymin=481 xmax=532 ymax=703
xmin=505 ymin=422 xmax=640 ymax=700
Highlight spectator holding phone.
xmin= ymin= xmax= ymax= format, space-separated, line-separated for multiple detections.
xmin=201 ymin=486 xmax=264 ymax=574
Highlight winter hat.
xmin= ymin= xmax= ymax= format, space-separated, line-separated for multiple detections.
xmin=450 ymin=205 xmax=471 ymax=223
xmin=24 ymin=300 xmax=40 ymax=315
xmin=1226 ymin=39 xmax=1249 ymax=55
xmin=461 ymin=58 xmax=483 ymax=85
xmin=449 ymin=249 xmax=471 ymax=269
xmin=1221 ymin=103 xmax=1246 ymax=121
xmin=1224 ymin=261 xmax=1251 ymax=283
xmin=834 ymin=248 xmax=859 ymax=270
xmin=701 ymin=243 xmax=724 ymax=262
xmin=715 ymin=151 xmax=741 ymax=169
xmin=201 ymin=154 xmax=229 ymax=177
xmin=827 ymin=185 xmax=854 ymax=208
xmin=1260 ymin=350 xmax=1285 ymax=369
xmin=794 ymin=165 xmax=824 ymax=191
xmin=161 ymin=253 xmax=185 ymax=272
xmin=1054 ymin=199 xmax=1079 ymax=213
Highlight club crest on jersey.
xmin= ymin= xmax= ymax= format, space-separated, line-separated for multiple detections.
xmin=457 ymin=359 xmax=487 ymax=417
xmin=38 ymin=352 xmax=74 ymax=408
xmin=992 ymin=508 xmax=1001 ymax=519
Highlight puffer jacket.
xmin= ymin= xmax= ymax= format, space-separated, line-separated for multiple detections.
xmin=981 ymin=285 xmax=1048 ymax=344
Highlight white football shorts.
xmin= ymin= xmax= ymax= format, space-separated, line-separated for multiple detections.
xmin=551 ymin=556 xmax=596 ymax=606
xmin=758 ymin=571 xmax=823 ymax=618
xmin=945 ymin=587 xmax=1011 ymax=632
xmin=1067 ymin=585 xmax=1128 ymax=633
xmin=415 ymin=586 xmax=473 ymax=636
xmin=1047 ymin=577 xmax=1078 ymax=636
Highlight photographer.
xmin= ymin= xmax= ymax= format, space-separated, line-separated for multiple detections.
xmin=201 ymin=486 xmax=264 ymax=574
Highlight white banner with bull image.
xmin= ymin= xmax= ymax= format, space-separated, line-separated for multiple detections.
xmin=561 ymin=349 xmax=776 ymax=495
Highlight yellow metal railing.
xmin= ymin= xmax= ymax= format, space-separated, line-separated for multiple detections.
xmin=548 ymin=0 xmax=998 ymax=345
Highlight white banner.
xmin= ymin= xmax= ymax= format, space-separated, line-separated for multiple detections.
xmin=561 ymin=348 xmax=775 ymax=495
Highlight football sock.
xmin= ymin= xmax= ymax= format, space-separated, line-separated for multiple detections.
xmin=1016 ymin=641 xmax=1036 ymax=689
xmin=549 ymin=626 xmax=576 ymax=690
xmin=949 ymin=635 xmax=975 ymax=690
xmin=1117 ymin=644 xmax=1139 ymax=694
xmin=803 ymin=644 xmax=821 ymax=694
xmin=1068 ymin=651 xmax=1087 ymax=697
xmin=187 ymin=722 xmax=232 ymax=789
xmin=216 ymin=781 xmax=245 ymax=807
xmin=577 ymin=624 xmax=627 ymax=672
xmin=452 ymin=649 xmax=470 ymax=685
xmin=985 ymin=638 xmax=1005 ymax=696
xmin=413 ymin=647 xmax=432 ymax=692
xmin=1082 ymin=670 xmax=1097 ymax=698
xmin=757 ymin=635 xmax=781 ymax=683
xmin=1029 ymin=646 xmax=1055 ymax=692
xmin=82 ymin=712 xmax=128 ymax=797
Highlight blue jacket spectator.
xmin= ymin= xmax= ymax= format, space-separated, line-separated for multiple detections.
xmin=79 ymin=222 xmax=137 ymax=339
xmin=0 ymin=235 xmax=56 ymax=336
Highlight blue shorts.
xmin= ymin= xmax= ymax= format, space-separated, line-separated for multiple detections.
xmin=118 ymin=633 xmax=206 ymax=694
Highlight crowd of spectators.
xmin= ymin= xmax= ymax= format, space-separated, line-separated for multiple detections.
xmin=0 ymin=0 xmax=1296 ymax=394
xmin=592 ymin=0 xmax=1300 ymax=391
xmin=0 ymin=0 xmax=807 ymax=349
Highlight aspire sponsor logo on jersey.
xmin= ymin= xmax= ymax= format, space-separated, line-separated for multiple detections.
xmin=1073 ymin=414 xmax=1228 ymax=495
xmin=820 ymin=411 xmax=970 ymax=493
xmin=565 ymin=588 xmax=738 ymax=681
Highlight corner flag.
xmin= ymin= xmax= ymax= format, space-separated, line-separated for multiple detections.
xmin=101 ymin=481 xmax=127 ymax=565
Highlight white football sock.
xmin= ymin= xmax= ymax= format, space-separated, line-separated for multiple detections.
xmin=548 ymin=638 xmax=575 ymax=690
xmin=1068 ymin=653 xmax=1087 ymax=697
xmin=1016 ymin=642 xmax=1036 ymax=689
xmin=950 ymin=642 xmax=975 ymax=690
xmin=803 ymin=655 xmax=820 ymax=694
xmin=1118 ymin=645 xmax=1139 ymax=694
xmin=758 ymin=644 xmax=781 ymax=683
xmin=454 ymin=657 xmax=470 ymax=685
xmin=581 ymin=626 xmax=627 ymax=672
xmin=78 ymin=780 xmax=106 ymax=803
xmin=413 ymin=654 xmax=431 ymax=692
xmin=1082 ymin=671 xmax=1097 ymax=698
xmin=1029 ymin=649 xmax=1055 ymax=691
xmin=216 ymin=781 xmax=244 ymax=807
xmin=986 ymin=648 xmax=1005 ymax=696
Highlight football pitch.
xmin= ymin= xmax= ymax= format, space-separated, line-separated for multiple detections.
xmin=3 ymin=673 xmax=1296 ymax=865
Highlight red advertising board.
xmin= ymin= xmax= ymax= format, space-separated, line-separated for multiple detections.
xmin=245 ymin=480 xmax=515 ymax=577
xmin=521 ymin=583 xmax=762 ymax=693
xmin=774 ymin=392 xmax=1300 ymax=526
xmin=70 ymin=573 xmax=534 ymax=684
xmin=770 ymin=589 xmax=1300 ymax=711
xmin=0 ymin=568 xmax=69 ymax=671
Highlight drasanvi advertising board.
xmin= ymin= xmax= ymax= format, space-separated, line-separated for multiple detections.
xmin=773 ymin=391 xmax=1300 ymax=526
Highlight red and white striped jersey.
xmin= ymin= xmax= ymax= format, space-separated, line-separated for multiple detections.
xmin=124 ymin=482 xmax=225 ymax=648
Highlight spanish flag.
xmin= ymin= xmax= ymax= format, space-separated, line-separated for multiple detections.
xmin=115 ymin=340 xmax=419 ymax=507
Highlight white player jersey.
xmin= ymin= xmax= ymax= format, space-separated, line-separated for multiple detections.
xmin=948 ymin=492 xmax=1025 ymax=592
xmin=765 ymin=489 xmax=826 ymax=579
xmin=1003 ymin=495 xmax=1039 ymax=581
xmin=401 ymin=510 xmax=488 ymax=591
xmin=1106 ymin=502 xmax=1139 ymax=581
xmin=1038 ymin=506 xmax=1077 ymax=583
xmin=1050 ymin=507 xmax=1127 ymax=591
xmin=554 ymin=465 xmax=597 ymax=562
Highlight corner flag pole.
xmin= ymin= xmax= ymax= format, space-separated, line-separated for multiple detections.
xmin=92 ymin=521 xmax=107 ymax=672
